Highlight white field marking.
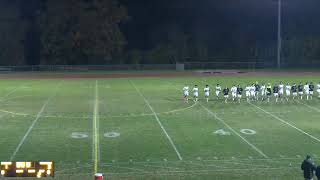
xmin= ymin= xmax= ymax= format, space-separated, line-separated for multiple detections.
xmin=10 ymin=81 xmax=63 ymax=161
xmin=0 ymin=85 xmax=24 ymax=101
xmin=199 ymin=103 xmax=268 ymax=158
xmin=93 ymin=80 xmax=100 ymax=174
xmin=249 ymin=102 xmax=320 ymax=143
xmin=295 ymin=100 xmax=320 ymax=113
xmin=130 ymin=80 xmax=183 ymax=161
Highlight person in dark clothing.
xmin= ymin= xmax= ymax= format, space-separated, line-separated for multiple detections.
xmin=223 ymin=86 xmax=229 ymax=103
xmin=309 ymin=82 xmax=315 ymax=100
xmin=301 ymin=155 xmax=316 ymax=180
xmin=315 ymin=166 xmax=320 ymax=180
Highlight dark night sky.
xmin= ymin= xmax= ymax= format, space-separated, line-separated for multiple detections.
xmin=119 ymin=0 xmax=320 ymax=50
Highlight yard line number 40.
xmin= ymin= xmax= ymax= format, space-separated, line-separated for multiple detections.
xmin=214 ymin=129 xmax=257 ymax=136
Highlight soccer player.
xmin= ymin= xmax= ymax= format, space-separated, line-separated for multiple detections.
xmin=285 ymin=83 xmax=291 ymax=102
xmin=266 ymin=83 xmax=272 ymax=102
xmin=292 ymin=83 xmax=298 ymax=100
xmin=298 ymin=82 xmax=304 ymax=100
xmin=309 ymin=82 xmax=314 ymax=100
xmin=215 ymin=84 xmax=222 ymax=100
xmin=245 ymin=84 xmax=251 ymax=102
xmin=273 ymin=83 xmax=279 ymax=103
xmin=317 ymin=82 xmax=320 ymax=98
xmin=237 ymin=85 xmax=243 ymax=103
xmin=250 ymin=83 xmax=256 ymax=101
xmin=192 ymin=85 xmax=199 ymax=102
xmin=304 ymin=82 xmax=310 ymax=100
xmin=223 ymin=86 xmax=229 ymax=103
xmin=261 ymin=83 xmax=266 ymax=101
xmin=183 ymin=85 xmax=189 ymax=103
xmin=286 ymin=83 xmax=291 ymax=102
xmin=255 ymin=82 xmax=260 ymax=100
xmin=231 ymin=85 xmax=237 ymax=101
xmin=279 ymin=82 xmax=284 ymax=100
xmin=204 ymin=85 xmax=210 ymax=102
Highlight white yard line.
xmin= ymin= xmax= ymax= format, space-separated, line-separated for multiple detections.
xmin=130 ymin=80 xmax=183 ymax=161
xmin=9 ymin=81 xmax=63 ymax=161
xmin=199 ymin=104 xmax=268 ymax=158
xmin=93 ymin=80 xmax=100 ymax=173
xmin=249 ymin=102 xmax=320 ymax=143
xmin=295 ymin=100 xmax=320 ymax=113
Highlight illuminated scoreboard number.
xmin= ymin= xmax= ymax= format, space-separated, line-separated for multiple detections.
xmin=0 ymin=161 xmax=54 ymax=178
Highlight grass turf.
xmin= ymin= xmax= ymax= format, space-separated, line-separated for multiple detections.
xmin=0 ymin=76 xmax=320 ymax=179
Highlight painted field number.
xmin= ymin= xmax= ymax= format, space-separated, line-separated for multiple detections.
xmin=213 ymin=129 xmax=256 ymax=136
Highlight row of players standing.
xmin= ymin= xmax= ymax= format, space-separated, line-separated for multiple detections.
xmin=183 ymin=82 xmax=320 ymax=103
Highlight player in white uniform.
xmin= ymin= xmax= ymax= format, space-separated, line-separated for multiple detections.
xmin=192 ymin=85 xmax=199 ymax=102
xmin=285 ymin=83 xmax=291 ymax=102
xmin=317 ymin=82 xmax=320 ymax=98
xmin=250 ymin=84 xmax=256 ymax=100
xmin=204 ymin=85 xmax=210 ymax=102
xmin=261 ymin=83 xmax=266 ymax=101
xmin=215 ymin=84 xmax=221 ymax=100
xmin=245 ymin=85 xmax=251 ymax=102
xmin=279 ymin=82 xmax=284 ymax=101
xmin=183 ymin=86 xmax=189 ymax=103
xmin=231 ymin=85 xmax=237 ymax=101
xmin=304 ymin=82 xmax=310 ymax=100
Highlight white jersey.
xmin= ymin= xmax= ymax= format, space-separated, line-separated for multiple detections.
xmin=216 ymin=86 xmax=221 ymax=96
xmin=183 ymin=86 xmax=189 ymax=96
xmin=304 ymin=85 xmax=309 ymax=93
xmin=286 ymin=85 xmax=291 ymax=95
xmin=204 ymin=87 xmax=210 ymax=97
xmin=317 ymin=84 xmax=320 ymax=93
xmin=231 ymin=86 xmax=237 ymax=97
xmin=279 ymin=84 xmax=284 ymax=94
xmin=193 ymin=87 xmax=199 ymax=97
xmin=245 ymin=86 xmax=251 ymax=97
xmin=250 ymin=86 xmax=256 ymax=96
xmin=261 ymin=85 xmax=266 ymax=95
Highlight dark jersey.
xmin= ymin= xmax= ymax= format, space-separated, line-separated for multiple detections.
xmin=309 ymin=84 xmax=315 ymax=91
xmin=237 ymin=87 xmax=243 ymax=95
xmin=255 ymin=84 xmax=260 ymax=92
xmin=298 ymin=85 xmax=303 ymax=92
xmin=291 ymin=85 xmax=297 ymax=93
xmin=273 ymin=86 xmax=279 ymax=93
xmin=223 ymin=88 xmax=229 ymax=95
xmin=266 ymin=87 xmax=272 ymax=95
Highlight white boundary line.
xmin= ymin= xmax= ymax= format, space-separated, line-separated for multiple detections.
xmin=295 ymin=100 xmax=320 ymax=113
xmin=9 ymin=81 xmax=63 ymax=161
xmin=199 ymin=103 xmax=268 ymax=158
xmin=130 ymin=80 xmax=183 ymax=160
xmin=249 ymin=102 xmax=320 ymax=143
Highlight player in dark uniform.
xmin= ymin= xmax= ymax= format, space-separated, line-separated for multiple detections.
xmin=237 ymin=85 xmax=243 ymax=103
xmin=266 ymin=83 xmax=272 ymax=102
xmin=255 ymin=82 xmax=260 ymax=100
xmin=273 ymin=84 xmax=279 ymax=102
xmin=309 ymin=82 xmax=315 ymax=100
xmin=298 ymin=82 xmax=304 ymax=100
xmin=223 ymin=86 xmax=229 ymax=103
xmin=291 ymin=83 xmax=298 ymax=100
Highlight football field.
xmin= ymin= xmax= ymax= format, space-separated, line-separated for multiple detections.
xmin=1 ymin=73 xmax=320 ymax=179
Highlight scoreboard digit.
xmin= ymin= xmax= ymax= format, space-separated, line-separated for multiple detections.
xmin=1 ymin=161 xmax=54 ymax=178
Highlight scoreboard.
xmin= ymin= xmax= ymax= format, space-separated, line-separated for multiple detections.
xmin=1 ymin=161 xmax=54 ymax=178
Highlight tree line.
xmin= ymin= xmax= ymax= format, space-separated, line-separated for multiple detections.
xmin=0 ymin=0 xmax=320 ymax=66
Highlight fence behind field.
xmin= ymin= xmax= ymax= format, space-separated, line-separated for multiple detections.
xmin=0 ymin=61 xmax=319 ymax=72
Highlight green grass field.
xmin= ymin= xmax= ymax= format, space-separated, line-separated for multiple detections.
xmin=1 ymin=74 xmax=320 ymax=180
